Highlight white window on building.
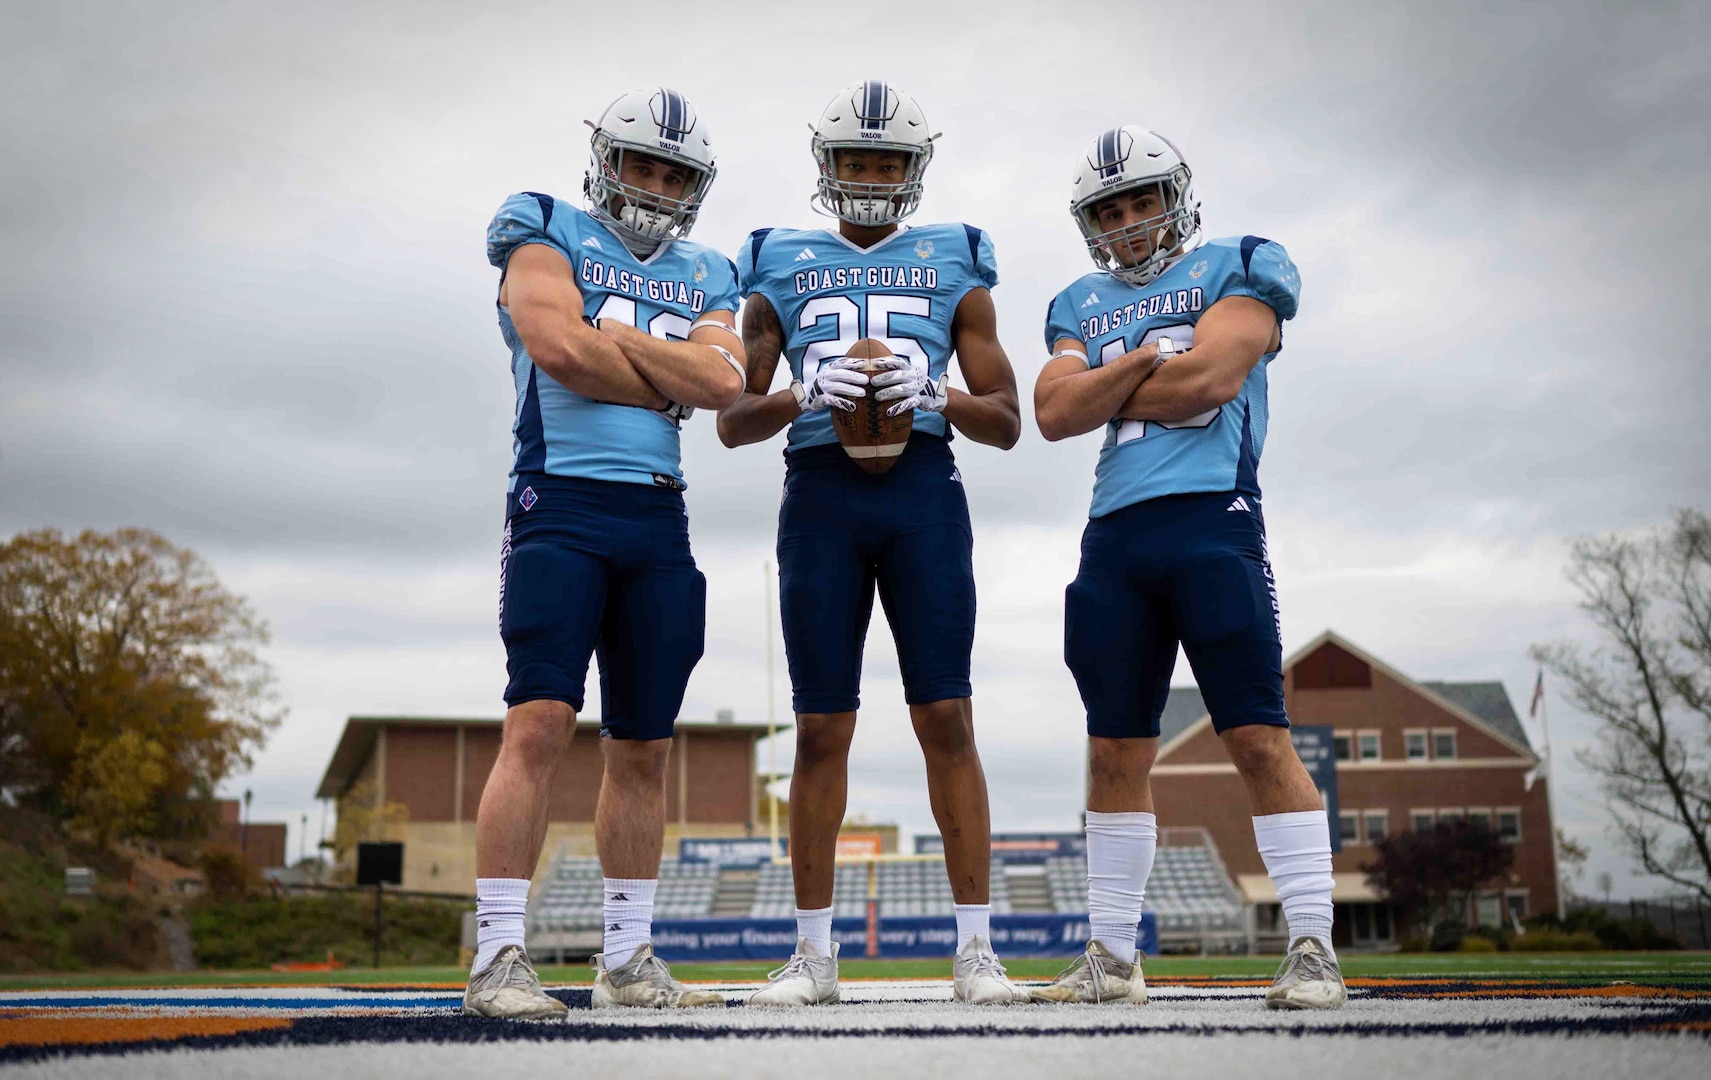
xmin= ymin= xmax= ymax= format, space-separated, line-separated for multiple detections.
xmin=1364 ymin=810 xmax=1389 ymax=844
xmin=1505 ymin=892 xmax=1528 ymax=924
xmin=1433 ymin=729 xmax=1457 ymax=760
xmin=1468 ymin=807 xmax=1494 ymax=830
xmin=1496 ymin=808 xmax=1522 ymax=842
xmin=1410 ymin=809 xmax=1435 ymax=833
xmin=1357 ymin=731 xmax=1381 ymax=761
xmin=1404 ymin=730 xmax=1428 ymax=761
xmin=1438 ymin=808 xmax=1464 ymax=822
xmin=1333 ymin=732 xmax=1353 ymax=762
xmin=1338 ymin=812 xmax=1361 ymax=845
xmin=1477 ymin=892 xmax=1504 ymax=928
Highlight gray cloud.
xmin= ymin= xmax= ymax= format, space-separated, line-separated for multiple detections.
xmin=4 ymin=0 xmax=1705 ymax=894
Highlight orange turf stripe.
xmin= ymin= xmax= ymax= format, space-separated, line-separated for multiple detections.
xmin=0 ymin=1016 xmax=291 ymax=1048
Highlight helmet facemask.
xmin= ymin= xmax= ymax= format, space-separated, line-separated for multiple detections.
xmin=812 ymin=142 xmax=932 ymax=227
xmin=1076 ymin=165 xmax=1200 ymax=286
xmin=585 ymin=131 xmax=714 ymax=249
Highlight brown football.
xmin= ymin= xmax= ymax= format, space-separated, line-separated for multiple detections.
xmin=830 ymin=338 xmax=913 ymax=475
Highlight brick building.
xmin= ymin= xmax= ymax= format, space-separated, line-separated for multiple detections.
xmin=315 ymin=715 xmax=784 ymax=894
xmin=1150 ymin=631 xmax=1554 ymax=949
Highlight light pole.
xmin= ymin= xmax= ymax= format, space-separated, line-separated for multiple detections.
xmin=242 ymin=789 xmax=253 ymax=863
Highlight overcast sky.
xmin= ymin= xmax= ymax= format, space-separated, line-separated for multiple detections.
xmin=4 ymin=1 xmax=1707 ymax=898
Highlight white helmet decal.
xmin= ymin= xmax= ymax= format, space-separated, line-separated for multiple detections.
xmin=584 ymin=87 xmax=717 ymax=248
xmin=1070 ymin=126 xmax=1203 ymax=286
xmin=811 ymin=80 xmax=937 ymax=227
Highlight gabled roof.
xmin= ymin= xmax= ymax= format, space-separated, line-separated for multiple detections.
xmin=1157 ymin=630 xmax=1537 ymax=761
xmin=1419 ymin=681 xmax=1530 ymax=751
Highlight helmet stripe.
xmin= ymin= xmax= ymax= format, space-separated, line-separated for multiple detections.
xmin=659 ymin=87 xmax=687 ymax=142
xmin=860 ymin=79 xmax=887 ymax=131
xmin=1096 ymin=127 xmax=1126 ymax=179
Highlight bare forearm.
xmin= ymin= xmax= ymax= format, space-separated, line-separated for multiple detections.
xmin=535 ymin=328 xmax=667 ymax=409
xmin=610 ymin=330 xmax=743 ymax=410
xmin=717 ymin=389 xmax=800 ymax=447
xmin=1116 ymin=355 xmax=1239 ymax=423
xmin=1036 ymin=346 xmax=1157 ymax=441
xmin=943 ymin=387 xmax=1020 ymax=449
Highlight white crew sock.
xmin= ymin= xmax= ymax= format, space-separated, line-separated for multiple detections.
xmin=473 ymin=877 xmax=531 ymax=972
xmin=1253 ymin=810 xmax=1336 ymax=958
xmin=796 ymin=905 xmax=834 ymax=957
xmin=1085 ymin=810 xmax=1157 ymax=964
xmin=954 ymin=904 xmax=992 ymax=953
xmin=602 ymin=877 xmax=657 ymax=969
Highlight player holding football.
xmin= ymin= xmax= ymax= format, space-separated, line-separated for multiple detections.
xmin=1030 ymin=127 xmax=1345 ymax=1010
xmin=464 ymin=88 xmax=747 ymax=1018
xmin=717 ymin=81 xmax=1025 ymax=1006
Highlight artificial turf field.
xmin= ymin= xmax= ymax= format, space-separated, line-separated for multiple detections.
xmin=4 ymin=954 xmax=1709 ymax=1078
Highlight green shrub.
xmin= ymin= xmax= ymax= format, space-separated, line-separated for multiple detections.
xmin=1512 ymin=929 xmax=1604 ymax=952
xmin=1459 ymin=934 xmax=1499 ymax=952
xmin=0 ymin=825 xmax=165 ymax=972
xmin=1398 ymin=934 xmax=1430 ymax=953
xmin=1526 ymin=908 xmax=1680 ymax=950
xmin=187 ymin=892 xmax=468 ymax=968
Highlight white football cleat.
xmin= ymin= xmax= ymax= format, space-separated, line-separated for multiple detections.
xmin=1029 ymin=940 xmax=1147 ymax=1004
xmin=1265 ymin=936 xmax=1347 ymax=1010
xmin=461 ymin=945 xmax=568 ymax=1019
xmin=952 ymin=934 xmax=1029 ymax=1005
xmin=747 ymin=938 xmax=840 ymax=1007
xmin=591 ymin=943 xmax=722 ymax=1008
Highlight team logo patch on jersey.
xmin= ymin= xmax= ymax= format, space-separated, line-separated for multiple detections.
xmin=519 ymin=486 xmax=538 ymax=511
xmin=582 ymin=236 xmax=604 ymax=251
xmin=694 ymin=258 xmax=707 ymax=283
xmin=1082 ymin=290 xmax=1101 ymax=308
xmin=1189 ymin=260 xmax=1208 ymax=279
xmin=794 ymin=247 xmax=817 ymax=262
xmin=914 ymin=238 xmax=935 ymax=259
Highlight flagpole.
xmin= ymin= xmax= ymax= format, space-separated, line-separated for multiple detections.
xmin=765 ymin=560 xmax=779 ymax=859
xmin=1536 ymin=672 xmax=1566 ymax=920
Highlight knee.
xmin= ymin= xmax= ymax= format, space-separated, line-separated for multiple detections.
xmin=604 ymin=739 xmax=673 ymax=786
xmin=499 ymin=707 xmax=574 ymax=769
xmin=1089 ymin=738 xmax=1153 ymax=789
xmin=912 ymin=699 xmax=976 ymax=761
xmin=794 ymin=718 xmax=852 ymax=770
xmin=1224 ymin=727 xmax=1294 ymax=777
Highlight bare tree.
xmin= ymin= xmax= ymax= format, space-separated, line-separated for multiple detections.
xmin=1531 ymin=509 xmax=1711 ymax=904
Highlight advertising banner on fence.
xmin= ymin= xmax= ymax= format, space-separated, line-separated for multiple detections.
xmin=649 ymin=913 xmax=1156 ymax=962
xmin=912 ymin=833 xmax=1085 ymax=862
xmin=677 ymin=837 xmax=785 ymax=866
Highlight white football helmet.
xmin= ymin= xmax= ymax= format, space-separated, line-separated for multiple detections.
xmin=811 ymin=80 xmax=937 ymax=226
xmin=1070 ymin=126 xmax=1202 ymax=286
xmin=584 ymin=87 xmax=716 ymax=245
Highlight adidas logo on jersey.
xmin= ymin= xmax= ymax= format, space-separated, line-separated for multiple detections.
xmin=1228 ymin=497 xmax=1252 ymax=513
xmin=1081 ymin=291 xmax=1101 ymax=308
xmin=794 ymin=247 xmax=817 ymax=262
xmin=582 ymin=236 xmax=604 ymax=250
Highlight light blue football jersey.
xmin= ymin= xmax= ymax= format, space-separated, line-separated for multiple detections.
xmin=1043 ymin=236 xmax=1301 ymax=518
xmin=738 ymin=223 xmax=998 ymax=450
xmin=486 ymin=193 xmax=740 ymax=491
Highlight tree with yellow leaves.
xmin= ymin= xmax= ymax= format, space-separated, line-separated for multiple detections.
xmin=0 ymin=527 xmax=282 ymax=843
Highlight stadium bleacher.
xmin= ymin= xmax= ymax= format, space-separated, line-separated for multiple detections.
xmin=532 ymin=831 xmax=1243 ymax=951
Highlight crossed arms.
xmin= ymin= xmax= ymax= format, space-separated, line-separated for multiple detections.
xmin=1033 ymin=295 xmax=1282 ymax=442
xmin=502 ymin=244 xmax=746 ymax=411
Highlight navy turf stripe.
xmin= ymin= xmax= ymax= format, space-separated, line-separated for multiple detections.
xmin=524 ymin=191 xmax=555 ymax=231
xmin=748 ymin=228 xmax=773 ymax=271
xmin=516 ymin=366 xmax=546 ymax=474
xmin=1240 ymin=235 xmax=1270 ymax=277
xmin=963 ymin=224 xmax=981 ymax=265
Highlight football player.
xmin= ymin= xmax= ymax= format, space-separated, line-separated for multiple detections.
xmin=717 ymin=81 xmax=1026 ymax=1006
xmin=465 ymin=87 xmax=747 ymax=1018
xmin=1030 ymin=127 xmax=1344 ymax=1010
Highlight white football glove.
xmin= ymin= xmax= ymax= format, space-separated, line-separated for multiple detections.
xmin=871 ymin=363 xmax=949 ymax=416
xmin=795 ymin=356 xmax=873 ymax=413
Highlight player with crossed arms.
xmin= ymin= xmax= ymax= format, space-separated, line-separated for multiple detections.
xmin=717 ymin=80 xmax=1026 ymax=1006
xmin=1031 ymin=126 xmax=1345 ymax=1010
xmin=465 ymin=87 xmax=747 ymax=1018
